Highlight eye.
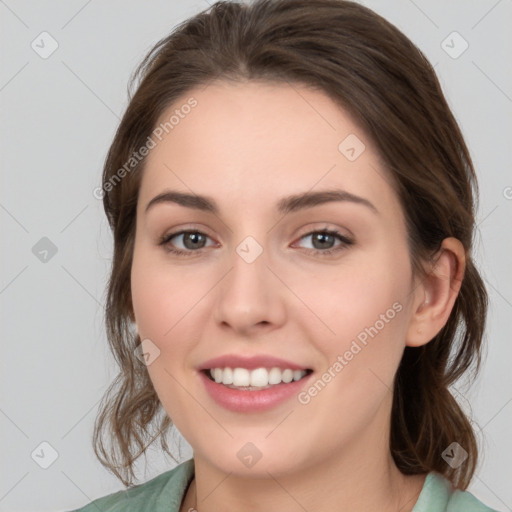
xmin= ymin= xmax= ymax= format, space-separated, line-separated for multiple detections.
xmin=159 ymin=230 xmax=216 ymax=256
xmin=293 ymin=229 xmax=353 ymax=256
xmin=158 ymin=228 xmax=353 ymax=257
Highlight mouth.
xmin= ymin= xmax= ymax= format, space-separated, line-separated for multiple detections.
xmin=201 ymin=367 xmax=314 ymax=391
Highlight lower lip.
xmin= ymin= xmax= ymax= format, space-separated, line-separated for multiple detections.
xmin=199 ymin=371 xmax=313 ymax=412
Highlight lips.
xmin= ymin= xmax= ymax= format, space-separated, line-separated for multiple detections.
xmin=197 ymin=354 xmax=314 ymax=412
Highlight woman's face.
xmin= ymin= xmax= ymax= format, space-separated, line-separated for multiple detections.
xmin=131 ymin=80 xmax=421 ymax=476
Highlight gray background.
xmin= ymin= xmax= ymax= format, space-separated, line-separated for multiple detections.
xmin=1 ymin=0 xmax=511 ymax=511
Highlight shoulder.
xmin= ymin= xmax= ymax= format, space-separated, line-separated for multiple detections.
xmin=412 ymin=472 xmax=502 ymax=512
xmin=66 ymin=459 xmax=195 ymax=512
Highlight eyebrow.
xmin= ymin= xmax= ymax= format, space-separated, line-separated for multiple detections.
xmin=144 ymin=188 xmax=378 ymax=215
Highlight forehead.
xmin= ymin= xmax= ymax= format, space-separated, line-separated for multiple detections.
xmin=138 ymin=80 xmax=400 ymax=219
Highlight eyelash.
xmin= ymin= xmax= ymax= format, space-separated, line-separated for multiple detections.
xmin=158 ymin=228 xmax=354 ymax=257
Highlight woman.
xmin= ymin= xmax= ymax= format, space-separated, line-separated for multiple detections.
xmin=71 ymin=0 xmax=499 ymax=510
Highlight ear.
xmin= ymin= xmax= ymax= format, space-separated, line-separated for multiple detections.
xmin=406 ymin=237 xmax=466 ymax=347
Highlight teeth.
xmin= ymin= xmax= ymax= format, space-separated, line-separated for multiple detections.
xmin=282 ymin=369 xmax=293 ymax=383
xmin=208 ymin=367 xmax=308 ymax=389
xmin=250 ymin=368 xmax=268 ymax=387
xmin=233 ymin=367 xmax=250 ymax=386
xmin=293 ymin=370 xmax=304 ymax=381
xmin=268 ymin=367 xmax=281 ymax=385
xmin=222 ymin=367 xmax=233 ymax=385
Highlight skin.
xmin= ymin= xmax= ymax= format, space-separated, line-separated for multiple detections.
xmin=130 ymin=80 xmax=465 ymax=512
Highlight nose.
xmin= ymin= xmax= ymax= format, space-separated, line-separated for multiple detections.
xmin=213 ymin=242 xmax=287 ymax=336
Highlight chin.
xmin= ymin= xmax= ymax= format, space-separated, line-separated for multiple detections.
xmin=197 ymin=442 xmax=310 ymax=478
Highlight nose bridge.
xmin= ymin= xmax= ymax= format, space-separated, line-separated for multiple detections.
xmin=226 ymin=234 xmax=270 ymax=307
xmin=213 ymin=232 xmax=286 ymax=332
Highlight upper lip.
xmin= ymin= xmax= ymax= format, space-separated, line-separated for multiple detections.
xmin=199 ymin=354 xmax=311 ymax=371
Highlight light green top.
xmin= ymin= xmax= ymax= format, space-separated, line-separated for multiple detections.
xmin=68 ymin=458 xmax=501 ymax=512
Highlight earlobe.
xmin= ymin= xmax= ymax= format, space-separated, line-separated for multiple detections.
xmin=406 ymin=237 xmax=466 ymax=348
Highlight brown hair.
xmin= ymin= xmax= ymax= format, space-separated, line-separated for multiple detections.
xmin=93 ymin=0 xmax=488 ymax=489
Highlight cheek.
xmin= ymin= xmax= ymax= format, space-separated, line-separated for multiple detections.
xmin=130 ymin=249 xmax=200 ymax=424
xmin=131 ymin=243 xmax=199 ymax=341
xmin=130 ymin=244 xmax=214 ymax=378
xmin=131 ymin=260 xmax=170 ymax=342
xmin=291 ymin=258 xmax=411 ymax=439
xmin=304 ymin=245 xmax=412 ymax=375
